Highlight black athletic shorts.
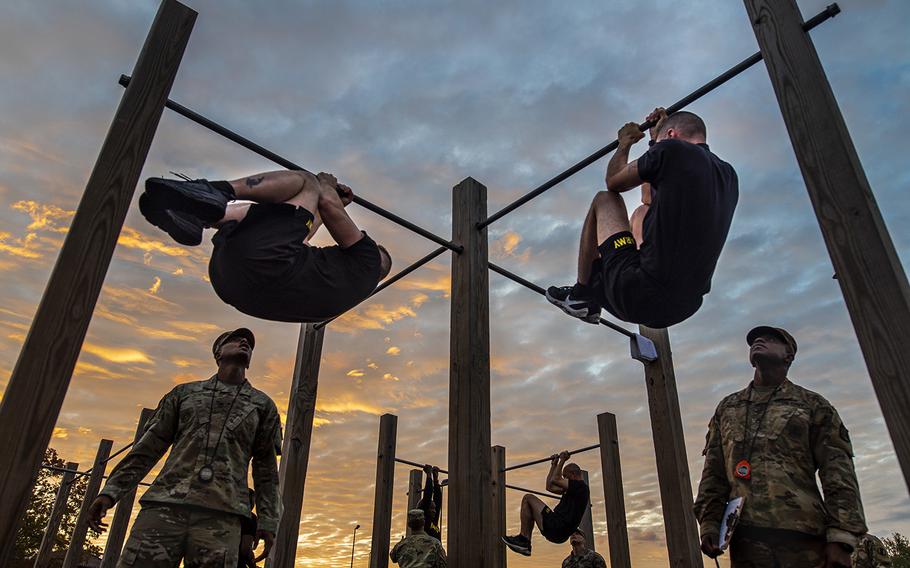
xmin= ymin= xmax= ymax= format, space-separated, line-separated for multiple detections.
xmin=209 ymin=203 xmax=381 ymax=323
xmin=590 ymin=231 xmax=702 ymax=328
xmin=540 ymin=507 xmax=574 ymax=544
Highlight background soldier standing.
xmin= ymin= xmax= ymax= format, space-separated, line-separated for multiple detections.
xmin=561 ymin=530 xmax=606 ymax=568
xmin=694 ymin=326 xmax=867 ymax=568
xmin=390 ymin=509 xmax=447 ymax=568
xmin=87 ymin=328 xmax=282 ymax=567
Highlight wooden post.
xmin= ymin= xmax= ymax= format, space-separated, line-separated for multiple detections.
xmin=448 ymin=177 xmax=493 ymax=567
xmin=270 ymin=323 xmax=325 ymax=568
xmin=597 ymin=412 xmax=631 ymax=568
xmin=63 ymin=439 xmax=113 ymax=568
xmin=490 ymin=446 xmax=506 ymax=568
xmin=0 ymin=2 xmax=196 ymax=560
xmin=743 ymin=0 xmax=910 ymax=488
xmin=406 ymin=469 xmax=423 ymax=537
xmin=369 ymin=414 xmax=397 ymax=568
xmin=34 ymin=462 xmax=79 ymax=568
xmin=639 ymin=326 xmax=701 ymax=567
xmin=579 ymin=470 xmax=596 ymax=552
xmin=100 ymin=409 xmax=155 ymax=568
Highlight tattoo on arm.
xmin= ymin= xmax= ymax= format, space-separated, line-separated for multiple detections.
xmin=245 ymin=176 xmax=265 ymax=189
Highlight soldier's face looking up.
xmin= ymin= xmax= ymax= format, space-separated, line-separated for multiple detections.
xmin=217 ymin=336 xmax=252 ymax=367
xmin=749 ymin=334 xmax=792 ymax=368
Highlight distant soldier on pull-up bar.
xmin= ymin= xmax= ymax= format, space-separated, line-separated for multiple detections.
xmin=547 ymin=108 xmax=738 ymax=328
xmin=502 ymin=451 xmax=590 ymax=557
xmin=139 ymin=171 xmax=393 ymax=323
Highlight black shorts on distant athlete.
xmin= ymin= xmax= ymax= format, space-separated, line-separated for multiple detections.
xmin=590 ymin=230 xmax=701 ymax=329
xmin=208 ymin=203 xmax=382 ymax=323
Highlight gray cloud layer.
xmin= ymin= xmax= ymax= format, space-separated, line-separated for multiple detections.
xmin=1 ymin=0 xmax=909 ymax=566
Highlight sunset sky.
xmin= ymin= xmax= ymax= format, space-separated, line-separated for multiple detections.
xmin=2 ymin=0 xmax=909 ymax=566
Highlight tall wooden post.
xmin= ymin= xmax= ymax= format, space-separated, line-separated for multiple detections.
xmin=100 ymin=409 xmax=155 ymax=568
xmin=63 ymin=439 xmax=113 ymax=568
xmin=597 ymin=412 xmax=631 ymax=568
xmin=369 ymin=414 xmax=397 ymax=568
xmin=406 ymin=469 xmax=423 ymax=536
xmin=490 ymin=446 xmax=507 ymax=568
xmin=580 ymin=470 xmax=596 ymax=552
xmin=744 ymin=0 xmax=910 ymax=488
xmin=639 ymin=326 xmax=701 ymax=567
xmin=448 ymin=177 xmax=493 ymax=567
xmin=0 ymin=2 xmax=196 ymax=560
xmin=34 ymin=462 xmax=79 ymax=568
xmin=270 ymin=323 xmax=325 ymax=568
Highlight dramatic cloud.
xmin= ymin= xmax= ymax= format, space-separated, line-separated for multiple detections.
xmin=1 ymin=0 xmax=908 ymax=566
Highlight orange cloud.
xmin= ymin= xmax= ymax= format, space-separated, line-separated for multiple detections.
xmin=346 ymin=369 xmax=365 ymax=377
xmin=0 ymin=231 xmax=42 ymax=259
xmin=82 ymin=342 xmax=153 ymax=364
xmin=148 ymin=277 xmax=162 ymax=295
xmin=386 ymin=346 xmax=401 ymax=356
xmin=11 ymin=200 xmax=73 ymax=232
xmin=52 ymin=427 xmax=68 ymax=439
xmin=316 ymin=398 xmax=385 ymax=415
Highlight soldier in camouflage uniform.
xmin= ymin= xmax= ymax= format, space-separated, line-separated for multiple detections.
xmin=390 ymin=510 xmax=447 ymax=568
xmin=853 ymin=534 xmax=891 ymax=567
xmin=561 ymin=530 xmax=606 ymax=568
xmin=87 ymin=328 xmax=283 ymax=567
xmin=694 ymin=326 xmax=867 ymax=568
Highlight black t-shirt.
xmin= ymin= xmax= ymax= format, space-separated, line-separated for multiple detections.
xmin=551 ymin=479 xmax=590 ymax=529
xmin=636 ymin=139 xmax=738 ymax=298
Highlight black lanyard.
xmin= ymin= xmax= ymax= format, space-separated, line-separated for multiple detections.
xmin=742 ymin=382 xmax=783 ymax=463
xmin=201 ymin=376 xmax=246 ymax=472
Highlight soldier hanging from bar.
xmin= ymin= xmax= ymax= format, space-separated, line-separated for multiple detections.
xmin=138 ymin=170 xmax=392 ymax=323
xmin=547 ymin=108 xmax=738 ymax=328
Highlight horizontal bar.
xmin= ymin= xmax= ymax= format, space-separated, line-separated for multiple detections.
xmin=503 ymin=443 xmax=601 ymax=472
xmin=505 ymin=484 xmax=561 ymax=500
xmin=477 ymin=3 xmax=840 ymax=228
xmin=119 ymin=75 xmax=462 ymax=254
xmin=395 ymin=457 xmax=449 ymax=475
xmin=40 ymin=464 xmax=152 ymax=487
xmin=488 ymin=262 xmax=635 ymax=338
xmin=314 ymin=245 xmax=447 ymax=330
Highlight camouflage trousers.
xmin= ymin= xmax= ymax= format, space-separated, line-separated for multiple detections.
xmin=729 ymin=534 xmax=825 ymax=568
xmin=118 ymin=503 xmax=241 ymax=567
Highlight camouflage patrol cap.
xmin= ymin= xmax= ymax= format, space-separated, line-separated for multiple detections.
xmin=407 ymin=509 xmax=425 ymax=524
xmin=212 ymin=328 xmax=255 ymax=357
xmin=747 ymin=326 xmax=797 ymax=356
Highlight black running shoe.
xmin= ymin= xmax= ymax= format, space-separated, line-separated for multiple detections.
xmin=502 ymin=535 xmax=531 ymax=556
xmin=139 ymin=191 xmax=205 ymax=246
xmin=546 ymin=284 xmax=601 ymax=324
xmin=145 ymin=177 xmax=233 ymax=223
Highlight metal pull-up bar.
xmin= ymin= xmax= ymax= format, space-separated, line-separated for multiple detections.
xmin=488 ymin=261 xmax=658 ymax=362
xmin=505 ymin=484 xmax=560 ymax=500
xmin=118 ymin=75 xmax=462 ymax=254
xmin=503 ymin=443 xmax=601 ymax=473
xmin=395 ymin=457 xmax=449 ymax=475
xmin=314 ymin=245 xmax=448 ymax=330
xmin=477 ymin=3 xmax=840 ymax=229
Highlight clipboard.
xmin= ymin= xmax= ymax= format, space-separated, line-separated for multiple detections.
xmin=718 ymin=496 xmax=744 ymax=550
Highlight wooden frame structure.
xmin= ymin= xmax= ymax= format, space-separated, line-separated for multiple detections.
xmin=2 ymin=2 xmax=904 ymax=567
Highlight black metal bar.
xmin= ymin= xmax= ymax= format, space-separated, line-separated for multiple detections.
xmin=395 ymin=457 xmax=449 ymax=475
xmin=488 ymin=262 xmax=635 ymax=338
xmin=504 ymin=484 xmax=561 ymax=500
xmin=66 ymin=440 xmax=137 ymax=481
xmin=478 ymin=3 xmax=840 ymax=228
xmin=118 ymin=75 xmax=462 ymax=254
xmin=314 ymin=246 xmax=447 ymax=330
xmin=40 ymin=464 xmax=152 ymax=487
xmin=503 ymin=443 xmax=601 ymax=472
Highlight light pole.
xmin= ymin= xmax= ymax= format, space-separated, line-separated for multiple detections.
xmin=350 ymin=524 xmax=360 ymax=568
